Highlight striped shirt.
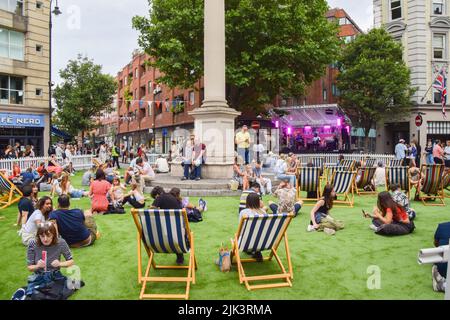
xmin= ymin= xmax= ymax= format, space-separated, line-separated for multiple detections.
xmin=27 ymin=238 xmax=73 ymax=272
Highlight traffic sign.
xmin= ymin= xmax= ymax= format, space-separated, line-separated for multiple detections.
xmin=251 ymin=121 xmax=260 ymax=130
xmin=415 ymin=115 xmax=423 ymax=127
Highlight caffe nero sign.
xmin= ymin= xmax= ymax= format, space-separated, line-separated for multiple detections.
xmin=0 ymin=113 xmax=45 ymax=128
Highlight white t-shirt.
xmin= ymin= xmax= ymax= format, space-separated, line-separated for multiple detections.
xmin=140 ymin=162 xmax=155 ymax=177
xmin=445 ymin=146 xmax=450 ymax=160
xmin=22 ymin=209 xmax=46 ymax=234
xmin=155 ymin=158 xmax=169 ymax=172
xmin=65 ymin=149 xmax=73 ymax=162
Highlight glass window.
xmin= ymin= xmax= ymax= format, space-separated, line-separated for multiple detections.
xmin=0 ymin=28 xmax=24 ymax=60
xmin=390 ymin=0 xmax=402 ymax=20
xmin=433 ymin=0 xmax=444 ymax=15
xmin=433 ymin=34 xmax=445 ymax=59
xmin=434 ymin=91 xmax=442 ymax=103
xmin=0 ymin=0 xmax=23 ymax=15
xmin=148 ymin=81 xmax=152 ymax=94
xmin=323 ymin=89 xmax=327 ymax=101
xmin=0 ymin=75 xmax=23 ymax=105
xmin=135 ymin=69 xmax=138 ymax=78
xmin=339 ymin=17 xmax=347 ymax=25
xmin=189 ymin=90 xmax=195 ymax=105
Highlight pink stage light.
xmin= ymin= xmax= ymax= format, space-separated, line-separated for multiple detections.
xmin=304 ymin=126 xmax=311 ymax=131
xmin=275 ymin=120 xmax=279 ymax=128
xmin=324 ymin=126 xmax=331 ymax=130
xmin=287 ymin=127 xmax=292 ymax=135
xmin=337 ymin=118 xmax=342 ymax=127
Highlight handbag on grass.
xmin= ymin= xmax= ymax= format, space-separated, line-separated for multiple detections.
xmin=215 ymin=243 xmax=231 ymax=272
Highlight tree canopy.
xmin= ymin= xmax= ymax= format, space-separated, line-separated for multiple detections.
xmin=132 ymin=0 xmax=340 ymax=112
xmin=337 ymin=28 xmax=415 ymax=149
xmin=53 ymin=55 xmax=117 ymax=137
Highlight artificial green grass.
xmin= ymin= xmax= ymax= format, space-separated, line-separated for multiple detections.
xmin=0 ymin=171 xmax=448 ymax=300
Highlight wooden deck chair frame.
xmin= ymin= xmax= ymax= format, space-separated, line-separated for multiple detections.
xmin=339 ymin=159 xmax=356 ymax=171
xmin=385 ymin=166 xmax=411 ymax=199
xmin=331 ymin=170 xmax=356 ymax=207
xmin=131 ymin=208 xmax=197 ymax=300
xmin=355 ymin=167 xmax=377 ymax=195
xmin=417 ymin=165 xmax=445 ymax=206
xmin=92 ymin=158 xmax=102 ymax=169
xmin=0 ymin=171 xmax=23 ymax=209
xmin=296 ymin=167 xmax=321 ymax=204
xmin=443 ymin=169 xmax=450 ymax=198
xmin=231 ymin=212 xmax=295 ymax=291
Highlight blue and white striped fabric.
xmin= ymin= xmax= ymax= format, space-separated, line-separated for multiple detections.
xmin=238 ymin=213 xmax=290 ymax=253
xmin=0 ymin=174 xmax=12 ymax=193
xmin=308 ymin=158 xmax=324 ymax=169
xmin=339 ymin=160 xmax=355 ymax=170
xmin=298 ymin=167 xmax=320 ymax=192
xmin=389 ymin=159 xmax=403 ymax=167
xmin=365 ymin=159 xmax=376 ymax=167
xmin=326 ymin=165 xmax=346 ymax=182
xmin=137 ymin=209 xmax=189 ymax=254
xmin=386 ymin=167 xmax=409 ymax=190
xmin=332 ymin=171 xmax=355 ymax=194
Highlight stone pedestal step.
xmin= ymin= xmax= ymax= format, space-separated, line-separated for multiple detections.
xmin=143 ymin=186 xmax=241 ymax=197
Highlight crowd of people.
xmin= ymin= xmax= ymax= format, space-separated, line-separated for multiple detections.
xmin=395 ymin=138 xmax=450 ymax=167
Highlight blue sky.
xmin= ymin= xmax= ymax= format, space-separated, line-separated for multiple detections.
xmin=52 ymin=0 xmax=373 ymax=84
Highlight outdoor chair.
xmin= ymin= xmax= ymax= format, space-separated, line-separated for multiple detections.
xmin=231 ymin=212 xmax=295 ymax=291
xmin=417 ymin=165 xmax=446 ymax=206
xmin=296 ymin=167 xmax=321 ymax=203
xmin=324 ymin=165 xmax=347 ymax=184
xmin=365 ymin=158 xmax=377 ymax=167
xmin=0 ymin=171 xmax=23 ymax=210
xmin=355 ymin=166 xmax=377 ymax=195
xmin=443 ymin=169 xmax=450 ymax=198
xmin=130 ymin=208 xmax=197 ymax=300
xmin=307 ymin=157 xmax=324 ymax=169
xmin=385 ymin=166 xmax=410 ymax=198
xmin=339 ymin=159 xmax=356 ymax=171
xmin=389 ymin=159 xmax=403 ymax=167
xmin=331 ymin=170 xmax=357 ymax=207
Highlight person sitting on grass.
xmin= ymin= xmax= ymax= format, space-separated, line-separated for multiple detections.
xmin=17 ymin=185 xmax=35 ymax=227
xmin=24 ymin=222 xmax=75 ymax=299
xmin=30 ymin=182 xmax=39 ymax=208
xmin=49 ymin=195 xmax=99 ymax=248
xmin=89 ymin=169 xmax=111 ymax=215
xmin=169 ymin=187 xmax=207 ymax=217
xmin=252 ymin=160 xmax=272 ymax=195
xmin=81 ymin=166 xmax=96 ymax=187
xmin=150 ymin=186 xmax=185 ymax=265
xmin=238 ymin=181 xmax=263 ymax=214
xmin=374 ymin=161 xmax=386 ymax=188
xmin=389 ymin=183 xmax=416 ymax=220
xmin=121 ymin=182 xmax=145 ymax=209
xmin=432 ymin=221 xmax=450 ymax=293
xmin=109 ymin=176 xmax=126 ymax=207
xmin=307 ymin=184 xmax=344 ymax=235
xmin=268 ymin=179 xmax=303 ymax=217
xmin=239 ymin=192 xmax=267 ymax=262
xmin=409 ymin=162 xmax=422 ymax=199
xmin=365 ymin=191 xmax=415 ymax=236
xmin=59 ymin=174 xmax=89 ymax=199
xmin=20 ymin=196 xmax=53 ymax=246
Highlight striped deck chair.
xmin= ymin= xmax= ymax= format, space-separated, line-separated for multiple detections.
xmin=389 ymin=159 xmax=403 ymax=167
xmin=231 ymin=212 xmax=295 ymax=291
xmin=417 ymin=165 xmax=445 ymax=206
xmin=385 ymin=166 xmax=410 ymax=198
xmin=324 ymin=165 xmax=346 ymax=184
xmin=0 ymin=171 xmax=23 ymax=210
xmin=339 ymin=159 xmax=356 ymax=171
xmin=443 ymin=170 xmax=450 ymax=198
xmin=130 ymin=209 xmax=197 ymax=300
xmin=296 ymin=167 xmax=321 ymax=203
xmin=365 ymin=158 xmax=376 ymax=167
xmin=355 ymin=167 xmax=377 ymax=195
xmin=308 ymin=157 xmax=324 ymax=169
xmin=331 ymin=170 xmax=357 ymax=207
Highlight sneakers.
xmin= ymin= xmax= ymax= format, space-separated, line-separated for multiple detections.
xmin=176 ymin=253 xmax=184 ymax=265
xmin=432 ymin=265 xmax=446 ymax=292
xmin=369 ymin=224 xmax=379 ymax=232
xmin=307 ymin=224 xmax=316 ymax=232
xmin=195 ymin=177 xmax=201 ymax=181
xmin=198 ymin=198 xmax=207 ymax=212
xmin=323 ymin=227 xmax=336 ymax=236
xmin=11 ymin=288 xmax=26 ymax=300
xmin=181 ymin=177 xmax=187 ymax=181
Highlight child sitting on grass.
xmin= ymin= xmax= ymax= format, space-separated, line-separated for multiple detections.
xmin=109 ymin=177 xmax=126 ymax=207
xmin=307 ymin=184 xmax=344 ymax=235
xmin=389 ymin=183 xmax=416 ymax=220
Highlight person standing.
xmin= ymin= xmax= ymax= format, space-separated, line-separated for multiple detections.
xmin=433 ymin=139 xmax=445 ymax=165
xmin=181 ymin=135 xmax=194 ymax=181
xmin=394 ymin=139 xmax=407 ymax=165
xmin=444 ymin=140 xmax=450 ymax=168
xmin=111 ymin=143 xmax=120 ymax=169
xmin=192 ymin=138 xmax=205 ymax=181
xmin=235 ymin=125 xmax=251 ymax=165
xmin=98 ymin=143 xmax=107 ymax=164
xmin=424 ymin=139 xmax=434 ymax=165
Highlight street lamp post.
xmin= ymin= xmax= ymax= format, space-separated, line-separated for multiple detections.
xmin=48 ymin=0 xmax=62 ymax=154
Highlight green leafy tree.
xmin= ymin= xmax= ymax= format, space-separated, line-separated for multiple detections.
xmin=132 ymin=0 xmax=340 ymax=112
xmin=337 ymin=28 xmax=415 ymax=151
xmin=53 ymin=55 xmax=117 ymax=142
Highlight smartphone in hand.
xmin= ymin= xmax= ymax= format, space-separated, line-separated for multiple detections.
xmin=362 ymin=210 xmax=373 ymax=219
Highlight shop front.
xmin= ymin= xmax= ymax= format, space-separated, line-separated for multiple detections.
xmin=0 ymin=112 xmax=45 ymax=156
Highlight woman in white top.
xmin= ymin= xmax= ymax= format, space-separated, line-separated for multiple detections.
xmin=374 ymin=161 xmax=386 ymax=187
xmin=20 ymin=196 xmax=53 ymax=246
xmin=99 ymin=143 xmax=107 ymax=164
xmin=121 ymin=182 xmax=145 ymax=209
xmin=239 ymin=193 xmax=266 ymax=261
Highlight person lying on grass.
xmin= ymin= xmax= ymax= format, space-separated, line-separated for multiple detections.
xmin=150 ymin=186 xmax=185 ymax=265
xmin=20 ymin=196 xmax=53 ymax=246
xmin=389 ymin=183 xmax=416 ymax=220
xmin=49 ymin=195 xmax=99 ymax=248
xmin=268 ymin=179 xmax=303 ymax=216
xmin=307 ymin=184 xmax=344 ymax=235
xmin=239 ymin=192 xmax=267 ymax=262
xmin=364 ymin=191 xmax=415 ymax=236
xmin=59 ymin=174 xmax=89 ymax=199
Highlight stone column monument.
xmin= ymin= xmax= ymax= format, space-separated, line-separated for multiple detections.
xmin=189 ymin=0 xmax=241 ymax=179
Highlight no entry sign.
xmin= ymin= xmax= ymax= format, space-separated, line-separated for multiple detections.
xmin=415 ymin=115 xmax=423 ymax=127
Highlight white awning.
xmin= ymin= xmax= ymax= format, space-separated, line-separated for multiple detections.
xmin=273 ymin=104 xmax=351 ymax=127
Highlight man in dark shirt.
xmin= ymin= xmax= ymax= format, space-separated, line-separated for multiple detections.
xmin=150 ymin=186 xmax=184 ymax=264
xmin=432 ymin=222 xmax=450 ymax=292
xmin=49 ymin=195 xmax=98 ymax=248
xmin=17 ymin=185 xmax=35 ymax=226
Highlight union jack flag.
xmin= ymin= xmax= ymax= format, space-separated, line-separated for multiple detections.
xmin=433 ymin=67 xmax=447 ymax=118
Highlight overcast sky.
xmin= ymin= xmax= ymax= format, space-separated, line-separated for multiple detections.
xmin=52 ymin=0 xmax=373 ymax=84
